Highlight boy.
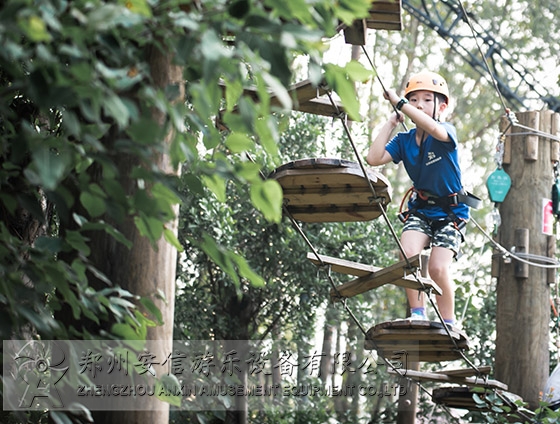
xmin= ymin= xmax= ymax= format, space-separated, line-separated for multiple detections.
xmin=366 ymin=71 xmax=470 ymax=326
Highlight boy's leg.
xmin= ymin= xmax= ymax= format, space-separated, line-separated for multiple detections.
xmin=429 ymin=220 xmax=463 ymax=323
xmin=400 ymin=229 xmax=430 ymax=314
xmin=428 ymin=246 xmax=456 ymax=321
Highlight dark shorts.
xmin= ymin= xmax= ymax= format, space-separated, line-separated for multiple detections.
xmin=403 ymin=214 xmax=464 ymax=255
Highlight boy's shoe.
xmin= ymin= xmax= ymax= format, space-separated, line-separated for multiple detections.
xmin=409 ymin=311 xmax=428 ymax=321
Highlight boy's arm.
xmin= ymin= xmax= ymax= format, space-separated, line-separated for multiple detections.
xmin=384 ymin=89 xmax=451 ymax=142
xmin=366 ymin=115 xmax=400 ymax=166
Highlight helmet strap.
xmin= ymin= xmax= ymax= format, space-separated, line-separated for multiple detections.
xmin=432 ymin=93 xmax=439 ymax=121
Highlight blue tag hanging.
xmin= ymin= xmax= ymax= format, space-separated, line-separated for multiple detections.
xmin=486 ymin=168 xmax=511 ymax=203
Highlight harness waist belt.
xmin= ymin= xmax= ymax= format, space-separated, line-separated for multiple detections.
xmin=416 ymin=190 xmax=482 ymax=209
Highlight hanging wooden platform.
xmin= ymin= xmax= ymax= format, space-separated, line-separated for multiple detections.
xmin=269 ymin=158 xmax=391 ymax=222
xmin=389 ymin=368 xmax=505 ymax=390
xmin=365 ymin=320 xmax=470 ymax=362
xmin=341 ymin=0 xmax=403 ymax=45
xmin=306 ymin=252 xmax=442 ymax=300
xmin=218 ymin=79 xmax=349 ymax=123
xmin=432 ymin=386 xmax=524 ymax=412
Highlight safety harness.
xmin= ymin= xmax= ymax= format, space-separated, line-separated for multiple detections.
xmin=398 ymin=187 xmax=482 ymax=238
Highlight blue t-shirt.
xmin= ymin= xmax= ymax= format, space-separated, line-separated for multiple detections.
xmin=385 ymin=122 xmax=469 ymax=220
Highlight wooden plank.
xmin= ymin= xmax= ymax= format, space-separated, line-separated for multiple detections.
xmin=372 ymin=328 xmax=464 ymax=342
xmin=434 ymin=386 xmax=526 ymax=413
xmin=365 ymin=320 xmax=469 ymax=362
xmin=369 ymin=0 xmax=401 ymax=13
xmin=272 ymin=167 xmax=387 ymax=188
xmin=366 ymin=21 xmax=402 ymax=31
xmin=366 ymin=0 xmax=402 ymax=30
xmin=269 ymin=159 xmax=392 ymax=222
xmin=324 ymin=255 xmax=443 ymax=298
xmin=375 ymin=348 xmax=463 ymax=363
xmin=434 ymin=366 xmax=492 ymax=378
xmin=388 ymin=369 xmax=509 ymax=391
xmin=331 ymin=273 xmax=441 ymax=298
xmin=283 ymin=187 xmax=389 ymax=206
xmin=286 ymin=205 xmax=384 ymax=222
xmin=307 ymin=252 xmax=376 ymax=277
xmin=218 ymin=79 xmax=351 ymax=120
xmin=296 ymin=98 xmax=349 ymax=119
xmin=433 ymin=386 xmax=494 ymax=411
xmin=344 ymin=19 xmax=367 ymax=45
xmin=287 ymin=79 xmax=328 ymax=104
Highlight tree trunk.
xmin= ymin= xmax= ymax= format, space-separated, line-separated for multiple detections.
xmin=494 ymin=110 xmax=559 ymax=408
xmin=89 ymin=45 xmax=183 ymax=424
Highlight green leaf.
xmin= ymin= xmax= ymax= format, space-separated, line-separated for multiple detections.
xmin=261 ymin=72 xmax=292 ymax=111
xmin=200 ymin=29 xmax=232 ymax=61
xmin=235 ymin=161 xmax=261 ymax=183
xmin=201 ymin=174 xmax=227 ymax=202
xmin=255 ymin=117 xmax=279 ymax=156
xmin=103 ymin=94 xmax=130 ymax=128
xmin=200 ymin=234 xmax=239 ymax=287
xmin=126 ymin=117 xmax=162 ymax=145
xmin=324 ymin=64 xmax=362 ymax=122
xmin=112 ymin=322 xmax=141 ymax=340
xmin=250 ymin=180 xmax=283 ymax=223
xmin=118 ymin=0 xmax=152 ymax=18
xmin=163 ymin=228 xmax=184 ymax=252
xmin=134 ymin=214 xmax=164 ymax=246
xmin=140 ymin=297 xmax=164 ymax=326
xmin=80 ymin=191 xmax=106 ymax=218
xmin=233 ymin=255 xmax=265 ymax=287
xmin=182 ymin=173 xmax=204 ymax=195
xmin=18 ymin=15 xmax=52 ymax=42
xmin=337 ymin=0 xmax=371 ymax=25
xmin=35 ymin=236 xmax=63 ymax=253
xmin=225 ymin=133 xmax=254 ymax=153
xmin=82 ymin=221 xmax=132 ymax=249
xmin=224 ymin=79 xmax=244 ymax=112
xmin=0 ymin=193 xmax=18 ymax=215
xmin=27 ymin=147 xmax=71 ymax=191
xmin=345 ymin=60 xmax=374 ymax=83
xmin=65 ymin=231 xmax=91 ymax=256
xmin=156 ymin=374 xmax=182 ymax=407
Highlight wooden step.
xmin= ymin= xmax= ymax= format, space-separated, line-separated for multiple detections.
xmin=433 ymin=365 xmax=492 ymax=378
xmin=218 ymin=79 xmax=350 ymax=121
xmin=340 ymin=0 xmax=402 ymax=45
xmin=306 ymin=253 xmax=442 ymax=299
xmin=269 ymin=158 xmax=391 ymax=223
xmin=391 ymin=369 xmax=508 ymax=391
xmin=365 ymin=320 xmax=469 ymax=363
xmin=366 ymin=0 xmax=402 ymax=31
xmin=432 ymin=386 xmax=524 ymax=412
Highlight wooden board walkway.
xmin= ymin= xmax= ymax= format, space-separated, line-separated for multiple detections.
xmin=365 ymin=320 xmax=469 ymax=362
xmin=432 ymin=386 xmax=524 ymax=412
xmin=341 ymin=0 xmax=403 ymax=45
xmin=306 ymin=252 xmax=442 ymax=299
xmin=389 ymin=369 xmax=507 ymax=391
xmin=269 ymin=158 xmax=391 ymax=222
xmin=218 ymin=79 xmax=349 ymax=122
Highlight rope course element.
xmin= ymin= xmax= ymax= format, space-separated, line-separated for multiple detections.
xmin=263 ymin=72 xmax=501 ymax=421
xmin=255 ymin=0 xmax=558 ymax=416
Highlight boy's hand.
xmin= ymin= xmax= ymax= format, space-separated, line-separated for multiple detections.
xmin=389 ymin=111 xmax=404 ymax=127
xmin=383 ymin=89 xmax=400 ymax=105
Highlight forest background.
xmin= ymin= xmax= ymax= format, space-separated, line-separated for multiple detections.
xmin=1 ymin=0 xmax=559 ymax=423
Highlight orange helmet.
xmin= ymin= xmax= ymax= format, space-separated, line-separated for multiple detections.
xmin=404 ymin=71 xmax=449 ymax=103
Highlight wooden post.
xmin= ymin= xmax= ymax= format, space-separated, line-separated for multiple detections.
xmin=494 ymin=110 xmax=559 ymax=408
